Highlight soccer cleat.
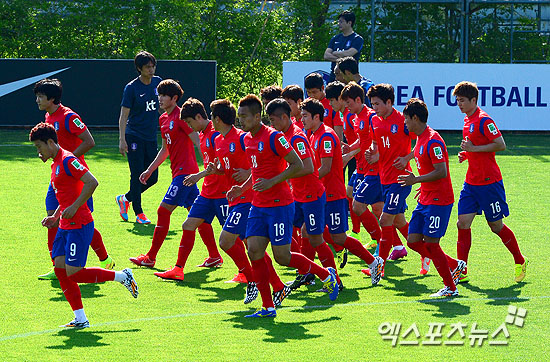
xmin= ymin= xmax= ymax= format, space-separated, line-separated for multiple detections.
xmin=369 ymin=256 xmax=384 ymax=285
xmin=316 ymin=280 xmax=344 ymax=293
xmin=244 ymin=282 xmax=259 ymax=304
xmin=154 ymin=266 xmax=184 ymax=281
xmin=458 ymin=274 xmax=470 ymax=283
xmin=420 ymin=257 xmax=431 ymax=275
xmin=116 ymin=194 xmax=129 ymax=222
xmin=245 ymin=307 xmax=276 ymax=318
xmin=121 ymin=268 xmax=139 ymax=298
xmin=387 ymin=247 xmax=408 ymax=261
xmin=515 ymin=258 xmax=528 ymax=282
xmin=286 ymin=273 xmax=315 ymax=290
xmin=366 ymin=239 xmax=378 ymax=248
xmin=430 ymin=286 xmax=459 ymax=297
xmin=60 ymin=319 xmax=90 ymax=329
xmin=362 ymin=267 xmax=385 ymax=278
xmin=336 ymin=248 xmax=348 ymax=269
xmin=272 ymin=285 xmax=292 ymax=307
xmin=129 ymin=254 xmax=156 ymax=268
xmin=38 ymin=268 xmax=57 ymax=280
xmin=136 ymin=213 xmax=151 ymax=224
xmin=451 ymin=260 xmax=467 ymax=285
xmin=373 ymin=243 xmax=380 ymax=257
xmin=225 ymin=272 xmax=248 ymax=284
xmin=323 ymin=267 xmax=339 ymax=301
xmin=196 ymin=256 xmax=223 ymax=268
xmin=99 ymin=256 xmax=116 ymax=270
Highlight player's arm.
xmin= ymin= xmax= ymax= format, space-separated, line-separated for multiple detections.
xmin=61 ymin=171 xmax=98 ymax=219
xmin=118 ymin=106 xmax=130 ymax=156
xmin=42 ymin=206 xmax=61 ymax=228
xmin=227 ymin=174 xmax=253 ymax=202
xmin=72 ymin=129 xmax=95 ymax=157
xmin=398 ymin=162 xmax=447 ymax=186
xmin=139 ymin=139 xmax=169 ymax=184
xmin=461 ymin=135 xmax=506 ymax=153
xmin=318 ymin=156 xmax=333 ymax=179
xmin=183 ymin=167 xmax=210 ymax=186
xmin=333 ymin=47 xmax=359 ymax=58
xmin=334 ymin=125 xmax=344 ymax=142
xmin=189 ymin=131 xmax=200 ymax=150
xmin=343 ymin=148 xmax=360 ymax=167
xmin=365 ymin=141 xmax=379 ymax=164
xmin=292 ymin=156 xmax=314 ymax=178
xmin=323 ymin=47 xmax=339 ymax=61
xmin=393 ymin=151 xmax=414 ymax=170
xmin=253 ymin=150 xmax=303 ymax=192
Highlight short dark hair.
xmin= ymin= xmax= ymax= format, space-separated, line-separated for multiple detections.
xmin=282 ymin=85 xmax=304 ymax=102
xmin=157 ymin=79 xmax=183 ymax=101
xmin=210 ymin=99 xmax=236 ymax=125
xmin=453 ymin=81 xmax=478 ymax=101
xmin=300 ymin=98 xmax=324 ymax=121
xmin=304 ymin=73 xmax=324 ymax=91
xmin=340 ymin=81 xmax=365 ymax=103
xmin=265 ymin=98 xmax=291 ymax=118
xmin=325 ymin=81 xmax=346 ymax=100
xmin=367 ymin=83 xmax=395 ymax=105
xmin=260 ymin=85 xmax=283 ymax=104
xmin=238 ymin=94 xmax=263 ymax=116
xmin=180 ymin=97 xmax=207 ymax=120
xmin=338 ymin=10 xmax=356 ymax=27
xmin=33 ymin=79 xmax=62 ymax=105
xmin=337 ymin=56 xmax=359 ymax=75
xmin=403 ymin=98 xmax=428 ymax=123
xmin=29 ymin=122 xmax=57 ymax=144
xmin=134 ymin=51 xmax=157 ymax=74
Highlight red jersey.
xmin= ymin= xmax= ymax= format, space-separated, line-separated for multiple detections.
xmin=50 ymin=148 xmax=93 ymax=230
xmin=199 ymin=122 xmax=228 ymax=199
xmin=320 ymin=97 xmax=343 ymax=130
xmin=213 ymin=127 xmax=254 ymax=207
xmin=283 ymin=123 xmax=325 ymax=203
xmin=159 ymin=106 xmax=199 ymax=178
xmin=354 ymin=105 xmax=379 ymax=176
xmin=309 ymin=123 xmax=347 ymax=202
xmin=462 ymin=107 xmax=503 ymax=185
xmin=414 ymin=126 xmax=454 ymax=206
xmin=291 ymin=116 xmax=304 ymax=131
xmin=370 ymin=108 xmax=415 ymax=185
xmin=244 ymin=125 xmax=294 ymax=208
xmin=342 ymin=108 xmax=358 ymax=146
xmin=45 ymin=104 xmax=87 ymax=166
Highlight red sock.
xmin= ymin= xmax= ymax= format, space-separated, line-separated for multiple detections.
xmin=359 ymin=208 xmax=381 ymax=241
xmin=225 ymin=238 xmax=254 ymax=282
xmin=398 ymin=223 xmax=409 ymax=240
xmin=300 ymin=236 xmax=316 ymax=261
xmin=314 ymin=243 xmax=339 ymax=281
xmin=392 ymin=227 xmax=403 ymax=247
xmin=54 ymin=267 xmax=83 ymax=311
xmin=291 ymin=227 xmax=301 ymax=253
xmin=198 ymin=223 xmax=221 ymax=259
xmin=176 ymin=229 xmax=195 ymax=268
xmin=264 ymin=252 xmax=285 ymax=291
xmin=288 ymin=252 xmax=330 ymax=280
xmin=48 ymin=227 xmax=58 ymax=262
xmin=324 ymin=227 xmax=344 ymax=252
xmin=147 ymin=206 xmax=172 ymax=260
xmin=349 ymin=197 xmax=361 ymax=234
xmin=90 ymin=228 xmax=109 ymax=261
xmin=379 ymin=226 xmax=393 ymax=260
xmin=407 ymin=240 xmax=430 ymax=258
xmin=69 ymin=267 xmax=115 ymax=283
xmin=343 ymin=235 xmax=375 ymax=264
xmin=457 ymin=228 xmax=472 ymax=273
xmin=251 ymin=258 xmax=274 ymax=309
xmin=425 ymin=243 xmax=456 ymax=290
xmin=497 ymin=225 xmax=524 ymax=264
xmin=446 ymin=254 xmax=458 ymax=270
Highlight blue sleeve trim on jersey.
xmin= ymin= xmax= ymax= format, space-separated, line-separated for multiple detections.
xmin=368 ymin=113 xmax=375 ymax=132
xmin=478 ymin=117 xmax=492 ymax=136
xmin=290 ymin=134 xmax=309 ymax=148
xmin=64 ymin=112 xmax=76 ymax=133
xmin=426 ymin=139 xmax=446 ymax=154
xmin=62 ymin=156 xmax=76 ymax=177
xmin=346 ymin=113 xmax=354 ymax=129
xmin=211 ymin=132 xmax=220 ymax=148
xmin=239 ymin=133 xmax=246 ymax=151
xmin=269 ymin=132 xmax=280 ymax=157
xmin=318 ymin=132 xmax=338 ymax=148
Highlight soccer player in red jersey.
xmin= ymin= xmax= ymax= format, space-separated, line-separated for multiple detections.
xmin=34 ymin=79 xmax=114 ymax=281
xmin=229 ymin=94 xmax=339 ymax=318
xmin=365 ymin=84 xmax=430 ymax=276
xmin=301 ymin=98 xmax=384 ymax=286
xmin=152 ymin=96 xmax=227 ymax=280
xmin=398 ymin=98 xmax=466 ymax=297
xmin=31 ymin=123 xmax=138 ymax=328
xmin=260 ymin=85 xmax=283 ymax=109
xmin=282 ymin=85 xmax=305 ymax=130
xmin=453 ymin=81 xmax=527 ymax=283
xmin=304 ymin=73 xmax=344 ymax=141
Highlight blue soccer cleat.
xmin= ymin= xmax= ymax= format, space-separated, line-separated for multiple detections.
xmin=245 ymin=307 xmax=276 ymax=318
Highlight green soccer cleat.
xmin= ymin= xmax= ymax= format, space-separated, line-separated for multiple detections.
xmin=99 ymin=256 xmax=116 ymax=270
xmin=515 ymin=258 xmax=528 ymax=282
xmin=38 ymin=268 xmax=57 ymax=280
xmin=458 ymin=274 xmax=470 ymax=283
xmin=336 ymin=249 xmax=348 ymax=269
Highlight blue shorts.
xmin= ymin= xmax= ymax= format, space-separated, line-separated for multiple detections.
xmin=409 ymin=203 xmax=453 ymax=238
xmin=457 ymin=181 xmax=509 ymax=222
xmin=293 ymin=193 xmax=326 ymax=235
xmin=347 ymin=170 xmax=360 ymax=188
xmin=52 ymin=221 xmax=95 ymax=267
xmin=46 ymin=183 xmax=93 ymax=212
xmin=188 ymin=195 xmax=229 ymax=225
xmin=223 ymin=202 xmax=251 ymax=240
xmin=354 ymin=175 xmax=384 ymax=205
xmin=246 ymin=203 xmax=295 ymax=245
xmin=162 ymin=174 xmax=200 ymax=208
xmin=325 ymin=198 xmax=349 ymax=234
xmin=382 ymin=183 xmax=411 ymax=215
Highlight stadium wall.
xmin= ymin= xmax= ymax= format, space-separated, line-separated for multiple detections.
xmin=0 ymin=59 xmax=216 ymax=127
xmin=283 ymin=61 xmax=550 ymax=131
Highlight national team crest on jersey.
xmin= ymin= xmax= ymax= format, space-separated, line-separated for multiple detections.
xmin=323 ymin=140 xmax=332 ymax=152
xmin=258 ymin=141 xmax=264 ymax=152
xmin=314 ymin=140 xmax=319 ymax=149
xmin=433 ymin=146 xmax=443 ymax=159
xmin=131 ymin=143 xmax=137 ymax=151
xmin=469 ymin=123 xmax=475 ymax=133
xmin=391 ymin=124 xmax=398 ymax=134
xmin=71 ymin=159 xmax=85 ymax=171
xmin=296 ymin=142 xmax=306 ymax=155
xmin=206 ymin=138 xmax=210 ymax=148
xmin=278 ymin=136 xmax=290 ymax=149
xmin=487 ymin=122 xmax=498 ymax=135
xmin=55 ymin=165 xmax=60 ymax=176
xmin=169 ymin=120 xmax=174 ymax=130
xmin=346 ymin=40 xmax=351 ymax=47
xmin=154 ymin=88 xmax=159 ymax=96
xmin=73 ymin=118 xmax=85 ymax=129
xmin=324 ymin=109 xmax=329 ymax=117
xmin=419 ymin=145 xmax=424 ymax=155
xmin=53 ymin=122 xmax=59 ymax=131
xmin=359 ymin=120 xmax=365 ymax=130
xmin=229 ymin=142 xmax=236 ymax=153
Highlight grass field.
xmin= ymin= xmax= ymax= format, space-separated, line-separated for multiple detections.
xmin=0 ymin=129 xmax=548 ymax=361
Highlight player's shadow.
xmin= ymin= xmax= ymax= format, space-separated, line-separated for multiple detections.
xmin=166 ymin=268 xmax=240 ymax=302
xmin=127 ymin=222 xmax=157 ymax=237
xmin=225 ymin=311 xmax=341 ymax=343
xmin=46 ymin=328 xmax=140 ymax=349
xmin=460 ymin=281 xmax=529 ymax=306
xmin=49 ymin=281 xmax=104 ymax=301
xmin=417 ymin=297 xmax=471 ymax=318
xmin=380 ymin=265 xmax=435 ymax=298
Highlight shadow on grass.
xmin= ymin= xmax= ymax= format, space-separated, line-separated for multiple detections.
xmin=417 ymin=298 xmax=471 ymax=318
xmin=225 ymin=311 xmax=341 ymax=343
xmin=46 ymin=328 xmax=141 ymax=349
xmin=461 ymin=281 xmax=529 ymax=306
xmin=49 ymin=281 xmax=104 ymax=301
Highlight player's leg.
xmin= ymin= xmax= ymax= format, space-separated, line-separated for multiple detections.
xmin=124 ymin=135 xmax=148 ymax=222
xmin=194 ymin=197 xmax=224 ymax=266
xmin=347 ymin=170 xmax=361 ymax=235
xmin=388 ymin=213 xmax=408 ymax=260
xmin=353 ymin=176 xmax=383 ymax=247
xmin=39 ymin=184 xmax=59 ymax=280
xmin=379 ymin=183 xmax=411 ymax=262
xmin=140 ymin=138 xmax=159 ymax=193
xmin=456 ymin=182 xmax=481 ymax=282
xmin=425 ymin=236 xmax=458 ymax=297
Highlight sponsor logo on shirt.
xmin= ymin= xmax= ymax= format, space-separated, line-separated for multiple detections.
xmin=391 ymin=124 xmax=398 ymax=134
xmin=71 ymin=159 xmax=85 ymax=171
xmin=258 ymin=141 xmax=264 ymax=152
xmin=433 ymin=146 xmax=443 ymax=159
xmin=487 ymin=122 xmax=498 ymax=135
xmin=229 ymin=142 xmax=236 ymax=153
xmin=278 ymin=136 xmax=290 ymax=149
xmin=54 ymin=121 xmax=59 ymax=131
xmin=73 ymin=118 xmax=85 ymax=129
xmin=323 ymin=140 xmax=332 ymax=153
xmin=296 ymin=141 xmax=306 ymax=155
